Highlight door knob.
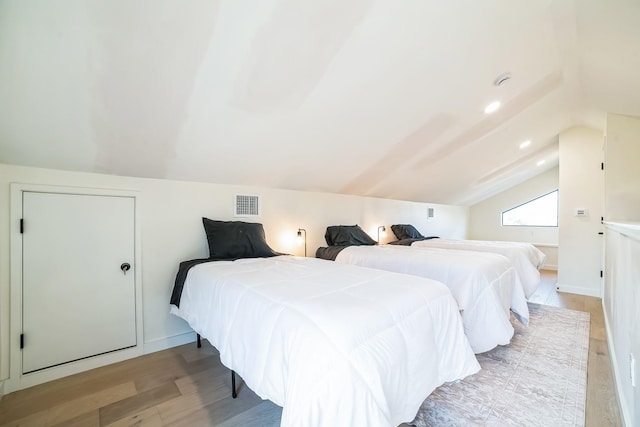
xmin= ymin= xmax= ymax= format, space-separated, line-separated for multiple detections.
xmin=120 ymin=263 xmax=131 ymax=274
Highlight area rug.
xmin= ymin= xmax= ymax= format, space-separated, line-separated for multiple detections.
xmin=412 ymin=302 xmax=590 ymax=426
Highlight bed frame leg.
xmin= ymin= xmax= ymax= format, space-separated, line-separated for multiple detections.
xmin=196 ymin=333 xmax=237 ymax=398
xmin=231 ymin=370 xmax=238 ymax=398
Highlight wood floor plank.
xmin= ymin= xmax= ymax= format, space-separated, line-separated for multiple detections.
xmin=48 ymin=382 xmax=138 ymax=427
xmin=131 ymin=355 xmax=188 ymax=394
xmin=155 ymin=377 xmax=229 ymax=424
xmin=101 ymin=407 xmax=162 ymax=427
xmin=51 ymin=410 xmax=100 ymax=427
xmin=173 ymin=365 xmax=229 ymax=396
xmin=1 ymin=382 xmax=137 ymax=427
xmin=586 ymin=338 xmax=622 ymax=427
xmin=216 ymin=400 xmax=282 ymax=427
xmin=0 ymin=372 xmax=135 ymax=423
xmin=179 ymin=341 xmax=219 ymax=364
xmin=134 ymin=350 xmax=220 ymax=393
xmin=162 ymin=391 xmax=264 ymax=427
xmin=99 ymin=382 xmax=180 ymax=426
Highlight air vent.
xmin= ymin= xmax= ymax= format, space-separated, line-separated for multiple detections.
xmin=427 ymin=207 xmax=435 ymax=220
xmin=235 ymin=194 xmax=260 ymax=217
xmin=494 ymin=72 xmax=511 ymax=87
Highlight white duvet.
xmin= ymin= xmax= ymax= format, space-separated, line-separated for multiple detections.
xmin=336 ymin=245 xmax=529 ymax=353
xmin=170 ymin=256 xmax=479 ymax=427
xmin=410 ymin=239 xmax=546 ymax=298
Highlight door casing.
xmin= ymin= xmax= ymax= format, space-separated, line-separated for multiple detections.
xmin=7 ymin=183 xmax=143 ymax=393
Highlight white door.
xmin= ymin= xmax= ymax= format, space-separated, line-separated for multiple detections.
xmin=22 ymin=191 xmax=137 ymax=374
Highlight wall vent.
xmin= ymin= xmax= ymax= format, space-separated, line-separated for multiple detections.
xmin=427 ymin=207 xmax=435 ymax=220
xmin=235 ymin=194 xmax=260 ymax=217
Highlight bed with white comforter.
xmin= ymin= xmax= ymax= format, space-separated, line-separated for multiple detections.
xmin=170 ymin=255 xmax=479 ymax=427
xmin=328 ymin=245 xmax=530 ymax=353
xmin=409 ymin=239 xmax=545 ymax=298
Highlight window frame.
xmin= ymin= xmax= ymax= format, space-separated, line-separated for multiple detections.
xmin=501 ymin=189 xmax=559 ymax=227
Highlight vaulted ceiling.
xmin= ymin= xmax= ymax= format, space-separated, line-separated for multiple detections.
xmin=1 ymin=0 xmax=639 ymax=205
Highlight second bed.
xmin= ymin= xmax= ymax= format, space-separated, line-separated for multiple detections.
xmin=317 ymin=225 xmax=529 ymax=354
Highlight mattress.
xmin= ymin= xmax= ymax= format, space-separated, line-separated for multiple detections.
xmin=170 ymin=255 xmax=480 ymax=427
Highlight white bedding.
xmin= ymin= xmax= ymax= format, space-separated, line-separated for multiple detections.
xmin=410 ymin=239 xmax=546 ymax=298
xmin=336 ymin=245 xmax=530 ymax=353
xmin=170 ymin=256 xmax=479 ymax=427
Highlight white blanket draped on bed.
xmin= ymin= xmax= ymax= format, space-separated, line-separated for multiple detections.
xmin=335 ymin=245 xmax=529 ymax=353
xmin=409 ymin=239 xmax=546 ymax=298
xmin=170 ymin=256 xmax=479 ymax=427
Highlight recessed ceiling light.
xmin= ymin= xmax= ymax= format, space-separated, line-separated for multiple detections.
xmin=484 ymin=101 xmax=501 ymax=114
xmin=536 ymin=159 xmax=546 ymax=166
xmin=520 ymin=140 xmax=531 ymax=149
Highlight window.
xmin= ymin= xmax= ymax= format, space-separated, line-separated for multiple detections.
xmin=502 ymin=190 xmax=558 ymax=227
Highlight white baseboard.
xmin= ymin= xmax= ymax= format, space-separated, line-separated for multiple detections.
xmin=603 ymin=303 xmax=632 ymax=427
xmin=0 ymin=380 xmax=4 ymax=400
xmin=555 ymin=283 xmax=601 ymax=297
xmin=5 ymin=345 xmax=143 ymax=394
xmin=143 ymin=331 xmax=196 ymax=355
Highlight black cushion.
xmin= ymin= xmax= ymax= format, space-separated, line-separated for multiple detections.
xmin=391 ymin=224 xmax=425 ymax=240
xmin=324 ymin=225 xmax=377 ymax=246
xmin=202 ymin=218 xmax=281 ymax=260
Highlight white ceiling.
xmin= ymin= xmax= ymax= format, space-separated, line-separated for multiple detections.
xmin=1 ymin=0 xmax=639 ymax=205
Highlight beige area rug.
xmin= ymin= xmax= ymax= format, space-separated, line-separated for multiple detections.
xmin=412 ymin=302 xmax=590 ymax=426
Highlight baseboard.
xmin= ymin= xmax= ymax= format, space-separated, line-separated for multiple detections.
xmin=0 ymin=380 xmax=4 ymax=400
xmin=603 ymin=302 xmax=632 ymax=427
xmin=555 ymin=283 xmax=600 ymax=297
xmin=5 ymin=345 xmax=143 ymax=394
xmin=541 ymin=264 xmax=557 ymax=271
xmin=143 ymin=331 xmax=196 ymax=355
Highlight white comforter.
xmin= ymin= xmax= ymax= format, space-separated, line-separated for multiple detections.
xmin=170 ymin=256 xmax=479 ymax=427
xmin=336 ymin=245 xmax=529 ymax=353
xmin=410 ymin=239 xmax=546 ymax=298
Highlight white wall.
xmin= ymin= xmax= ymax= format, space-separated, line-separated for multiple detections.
xmin=468 ymin=167 xmax=559 ymax=269
xmin=605 ymin=114 xmax=640 ymax=221
xmin=602 ymin=113 xmax=640 ymax=427
xmin=557 ymin=127 xmax=604 ymax=297
xmin=0 ymin=163 xmax=468 ymax=389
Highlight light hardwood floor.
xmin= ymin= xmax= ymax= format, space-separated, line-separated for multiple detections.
xmin=0 ymin=270 xmax=623 ymax=426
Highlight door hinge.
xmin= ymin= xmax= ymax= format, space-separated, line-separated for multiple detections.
xmin=20 ymin=218 xmax=24 ymax=234
xmin=601 ymin=162 xmax=604 ymax=170
xmin=600 ymin=270 xmax=604 ymax=278
xmin=20 ymin=333 xmax=24 ymax=349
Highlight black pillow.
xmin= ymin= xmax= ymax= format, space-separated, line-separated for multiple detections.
xmin=202 ymin=218 xmax=281 ymax=260
xmin=324 ymin=225 xmax=377 ymax=246
xmin=391 ymin=224 xmax=425 ymax=240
